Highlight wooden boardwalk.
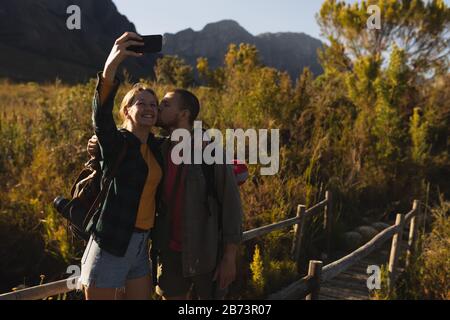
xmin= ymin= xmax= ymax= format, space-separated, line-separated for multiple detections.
xmin=319 ymin=241 xmax=407 ymax=300
xmin=319 ymin=250 xmax=387 ymax=300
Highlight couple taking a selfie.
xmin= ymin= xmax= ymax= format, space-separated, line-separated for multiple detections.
xmin=78 ymin=32 xmax=244 ymax=300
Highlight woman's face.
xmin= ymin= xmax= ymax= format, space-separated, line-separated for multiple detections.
xmin=125 ymin=91 xmax=158 ymax=128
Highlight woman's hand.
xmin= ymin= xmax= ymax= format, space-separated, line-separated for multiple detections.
xmin=87 ymin=135 xmax=99 ymax=159
xmin=103 ymin=32 xmax=144 ymax=82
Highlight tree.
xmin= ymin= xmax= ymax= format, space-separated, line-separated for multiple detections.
xmin=196 ymin=57 xmax=225 ymax=88
xmin=174 ymin=64 xmax=194 ymax=88
xmin=154 ymin=55 xmax=194 ymax=87
xmin=225 ymin=43 xmax=261 ymax=72
xmin=372 ymin=46 xmax=411 ymax=165
xmin=318 ymin=0 xmax=450 ymax=77
xmin=409 ymin=107 xmax=429 ymax=165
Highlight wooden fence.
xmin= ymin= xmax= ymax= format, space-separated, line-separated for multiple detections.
xmin=0 ymin=193 xmax=420 ymax=300
xmin=268 ymin=200 xmax=421 ymax=299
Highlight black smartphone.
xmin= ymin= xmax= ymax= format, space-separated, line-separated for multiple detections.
xmin=128 ymin=35 xmax=163 ymax=53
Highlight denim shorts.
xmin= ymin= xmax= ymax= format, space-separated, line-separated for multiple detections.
xmin=79 ymin=231 xmax=151 ymax=289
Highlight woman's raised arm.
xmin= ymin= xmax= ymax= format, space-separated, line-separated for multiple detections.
xmin=92 ymin=32 xmax=143 ymax=161
xmin=102 ymin=32 xmax=143 ymax=83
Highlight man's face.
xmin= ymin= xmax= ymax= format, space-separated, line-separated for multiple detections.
xmin=156 ymin=92 xmax=182 ymax=129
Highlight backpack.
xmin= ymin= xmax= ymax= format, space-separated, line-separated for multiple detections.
xmin=53 ymin=141 xmax=128 ymax=241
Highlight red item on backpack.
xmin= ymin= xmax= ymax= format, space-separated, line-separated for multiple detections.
xmin=232 ymin=159 xmax=248 ymax=186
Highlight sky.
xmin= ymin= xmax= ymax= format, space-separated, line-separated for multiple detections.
xmin=112 ymin=0 xmax=450 ymax=40
xmin=112 ymin=0 xmax=332 ymax=40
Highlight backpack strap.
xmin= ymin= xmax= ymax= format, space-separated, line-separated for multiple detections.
xmin=82 ymin=139 xmax=128 ymax=229
xmin=201 ymin=163 xmax=218 ymax=205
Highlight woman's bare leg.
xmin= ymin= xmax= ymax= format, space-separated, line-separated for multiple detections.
xmin=84 ymin=286 xmax=124 ymax=300
xmin=162 ymin=293 xmax=189 ymax=300
xmin=124 ymin=275 xmax=152 ymax=300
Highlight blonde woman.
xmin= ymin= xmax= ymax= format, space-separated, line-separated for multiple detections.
xmin=79 ymin=32 xmax=163 ymax=300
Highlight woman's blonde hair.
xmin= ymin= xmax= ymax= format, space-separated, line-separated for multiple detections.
xmin=119 ymin=83 xmax=158 ymax=126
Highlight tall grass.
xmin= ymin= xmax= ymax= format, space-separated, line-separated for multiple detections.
xmin=0 ymin=43 xmax=448 ymax=298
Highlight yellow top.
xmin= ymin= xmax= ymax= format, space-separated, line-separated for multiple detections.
xmin=135 ymin=144 xmax=162 ymax=230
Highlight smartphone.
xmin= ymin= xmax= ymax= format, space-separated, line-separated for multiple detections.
xmin=128 ymin=35 xmax=163 ymax=53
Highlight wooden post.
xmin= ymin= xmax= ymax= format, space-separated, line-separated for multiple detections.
xmin=323 ymin=191 xmax=333 ymax=259
xmin=306 ymin=260 xmax=323 ymax=300
xmin=406 ymin=200 xmax=420 ymax=268
xmin=388 ymin=213 xmax=405 ymax=290
xmin=421 ymin=182 xmax=430 ymax=238
xmin=291 ymin=205 xmax=306 ymax=269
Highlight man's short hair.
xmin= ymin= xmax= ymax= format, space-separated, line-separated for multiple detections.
xmin=173 ymin=89 xmax=200 ymax=124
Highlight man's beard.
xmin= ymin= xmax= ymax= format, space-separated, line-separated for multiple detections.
xmin=156 ymin=115 xmax=178 ymax=132
xmin=155 ymin=116 xmax=164 ymax=129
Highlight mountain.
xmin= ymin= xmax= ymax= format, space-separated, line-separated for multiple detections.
xmin=0 ymin=0 xmax=158 ymax=83
xmin=0 ymin=2 xmax=322 ymax=83
xmin=162 ymin=20 xmax=323 ymax=80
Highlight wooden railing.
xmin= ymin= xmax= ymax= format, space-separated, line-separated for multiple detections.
xmin=0 ymin=193 xmax=420 ymax=300
xmin=243 ymin=191 xmax=333 ymax=264
xmin=268 ymin=200 xmax=421 ymax=300
xmin=0 ymin=278 xmax=78 ymax=301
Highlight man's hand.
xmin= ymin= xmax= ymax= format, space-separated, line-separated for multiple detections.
xmin=103 ymin=32 xmax=144 ymax=82
xmin=213 ymin=244 xmax=238 ymax=290
xmin=87 ymin=135 xmax=99 ymax=158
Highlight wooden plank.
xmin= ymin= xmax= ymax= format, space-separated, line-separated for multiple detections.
xmin=267 ymin=275 xmax=312 ymax=300
xmin=324 ymin=279 xmax=369 ymax=295
xmin=319 ymin=293 xmax=340 ymax=300
xmin=291 ymin=205 xmax=306 ymax=266
xmin=360 ymin=256 xmax=389 ymax=266
xmin=345 ymin=264 xmax=373 ymax=275
xmin=339 ymin=271 xmax=370 ymax=282
xmin=243 ymin=215 xmax=301 ymax=241
xmin=306 ymin=260 xmax=323 ymax=300
xmin=305 ymin=198 xmax=328 ymax=216
xmin=405 ymin=200 xmax=420 ymax=267
xmin=331 ymin=274 xmax=368 ymax=285
xmin=0 ymin=277 xmax=78 ymax=300
xmin=344 ymin=263 xmax=369 ymax=270
xmin=404 ymin=204 xmax=418 ymax=224
xmin=388 ymin=214 xmax=405 ymax=289
xmin=323 ymin=280 xmax=369 ymax=296
xmin=322 ymin=224 xmax=398 ymax=282
xmin=324 ymin=191 xmax=333 ymax=256
xmin=243 ymin=196 xmax=328 ymax=242
xmin=319 ymin=287 xmax=368 ymax=300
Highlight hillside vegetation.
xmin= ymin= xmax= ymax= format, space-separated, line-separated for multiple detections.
xmin=0 ymin=0 xmax=448 ymax=298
